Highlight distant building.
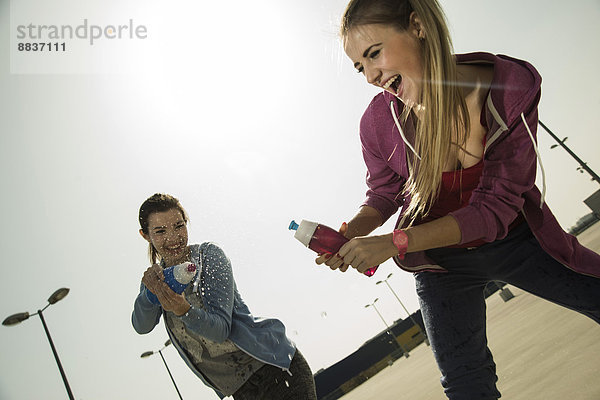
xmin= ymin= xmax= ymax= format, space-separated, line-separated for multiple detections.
xmin=314 ymin=311 xmax=426 ymax=400
xmin=584 ymin=189 xmax=600 ymax=218
xmin=314 ymin=282 xmax=506 ymax=400
xmin=568 ymin=212 xmax=599 ymax=236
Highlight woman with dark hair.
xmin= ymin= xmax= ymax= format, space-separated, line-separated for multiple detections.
xmin=132 ymin=193 xmax=316 ymax=399
xmin=316 ymin=0 xmax=600 ymax=398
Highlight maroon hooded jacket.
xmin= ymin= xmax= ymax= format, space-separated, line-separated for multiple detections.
xmin=359 ymin=52 xmax=600 ymax=277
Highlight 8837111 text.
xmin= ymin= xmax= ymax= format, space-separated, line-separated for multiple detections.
xmin=17 ymin=42 xmax=66 ymax=52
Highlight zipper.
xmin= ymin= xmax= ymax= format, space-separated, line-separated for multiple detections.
xmin=235 ymin=342 xmax=294 ymax=376
xmin=190 ymin=244 xmax=293 ymax=374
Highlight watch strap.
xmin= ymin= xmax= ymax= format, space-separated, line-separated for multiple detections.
xmin=392 ymin=229 xmax=408 ymax=260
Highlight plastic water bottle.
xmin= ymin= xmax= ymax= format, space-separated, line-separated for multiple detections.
xmin=289 ymin=220 xmax=378 ymax=277
xmin=146 ymin=261 xmax=198 ymax=305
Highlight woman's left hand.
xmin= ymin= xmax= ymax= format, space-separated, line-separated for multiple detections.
xmin=153 ymin=281 xmax=191 ymax=316
xmin=338 ymin=233 xmax=398 ymax=274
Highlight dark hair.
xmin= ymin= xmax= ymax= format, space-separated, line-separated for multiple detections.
xmin=139 ymin=193 xmax=189 ymax=264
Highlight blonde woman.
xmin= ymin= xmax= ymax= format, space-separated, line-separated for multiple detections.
xmin=317 ymin=0 xmax=600 ymax=398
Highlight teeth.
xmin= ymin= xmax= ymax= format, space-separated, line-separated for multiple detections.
xmin=382 ymin=75 xmax=399 ymax=90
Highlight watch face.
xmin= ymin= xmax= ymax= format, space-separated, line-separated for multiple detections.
xmin=394 ymin=231 xmax=408 ymax=246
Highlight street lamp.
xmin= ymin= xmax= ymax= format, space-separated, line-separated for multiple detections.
xmin=540 ymin=120 xmax=600 ymax=184
xmin=2 ymin=288 xmax=75 ymax=400
xmin=365 ymin=298 xmax=409 ymax=358
xmin=376 ymin=273 xmax=429 ymax=345
xmin=141 ymin=339 xmax=184 ymax=400
xmin=548 ymin=136 xmax=587 ymax=174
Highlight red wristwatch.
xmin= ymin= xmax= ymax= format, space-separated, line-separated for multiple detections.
xmin=392 ymin=229 xmax=408 ymax=260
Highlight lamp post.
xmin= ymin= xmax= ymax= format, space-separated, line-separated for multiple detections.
xmin=540 ymin=120 xmax=600 ymax=184
xmin=376 ymin=273 xmax=429 ymax=345
xmin=365 ymin=298 xmax=409 ymax=358
xmin=3 ymin=288 xmax=74 ymax=400
xmin=141 ymin=339 xmax=184 ymax=400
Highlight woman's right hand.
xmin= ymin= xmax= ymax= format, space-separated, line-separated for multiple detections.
xmin=315 ymin=222 xmax=350 ymax=272
xmin=141 ymin=264 xmax=191 ymax=316
xmin=142 ymin=263 xmax=164 ymax=294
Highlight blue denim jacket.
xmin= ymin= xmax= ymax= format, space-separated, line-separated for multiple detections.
xmin=132 ymin=242 xmax=296 ymax=398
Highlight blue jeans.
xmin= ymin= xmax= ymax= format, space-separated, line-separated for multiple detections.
xmin=417 ymin=222 xmax=600 ymax=400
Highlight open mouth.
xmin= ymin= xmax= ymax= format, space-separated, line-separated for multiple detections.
xmin=165 ymin=244 xmax=185 ymax=254
xmin=382 ymin=74 xmax=402 ymax=96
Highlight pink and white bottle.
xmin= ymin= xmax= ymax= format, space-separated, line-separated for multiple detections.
xmin=289 ymin=220 xmax=378 ymax=277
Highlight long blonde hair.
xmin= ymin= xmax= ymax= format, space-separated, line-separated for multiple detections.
xmin=341 ymin=0 xmax=470 ymax=224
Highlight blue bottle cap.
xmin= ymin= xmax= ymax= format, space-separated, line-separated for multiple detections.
xmin=288 ymin=220 xmax=299 ymax=231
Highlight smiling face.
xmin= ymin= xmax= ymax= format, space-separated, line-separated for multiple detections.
xmin=140 ymin=208 xmax=189 ymax=267
xmin=344 ymin=20 xmax=424 ymax=108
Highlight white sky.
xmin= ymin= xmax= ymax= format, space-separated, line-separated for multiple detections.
xmin=1 ymin=0 xmax=599 ymax=399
